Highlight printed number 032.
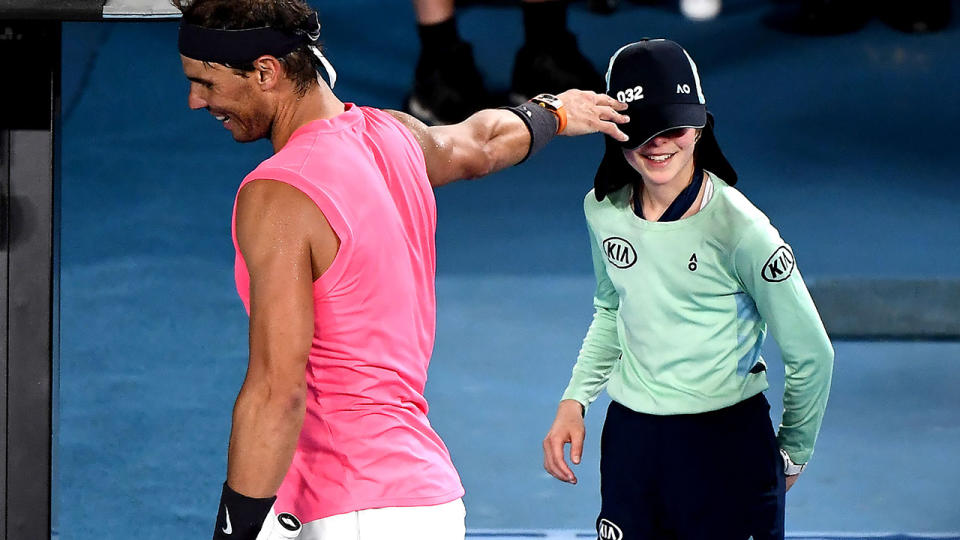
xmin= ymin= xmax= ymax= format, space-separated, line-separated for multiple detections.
xmin=616 ymin=86 xmax=644 ymax=103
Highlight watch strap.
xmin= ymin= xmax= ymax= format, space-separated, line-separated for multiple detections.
xmin=530 ymin=93 xmax=567 ymax=134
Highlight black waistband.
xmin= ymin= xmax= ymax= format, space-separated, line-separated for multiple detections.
xmin=610 ymin=392 xmax=769 ymax=421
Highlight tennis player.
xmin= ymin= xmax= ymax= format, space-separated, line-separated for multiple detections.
xmin=172 ymin=0 xmax=629 ymax=538
xmin=543 ymin=39 xmax=834 ymax=540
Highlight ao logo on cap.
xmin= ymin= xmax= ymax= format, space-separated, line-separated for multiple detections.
xmin=603 ymin=237 xmax=637 ymax=269
xmin=599 ymin=519 xmax=624 ymax=540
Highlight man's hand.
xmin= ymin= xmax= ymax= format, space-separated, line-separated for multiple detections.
xmin=785 ymin=474 xmax=800 ymax=492
xmin=556 ymin=89 xmax=630 ymax=143
xmin=543 ymin=399 xmax=587 ymax=484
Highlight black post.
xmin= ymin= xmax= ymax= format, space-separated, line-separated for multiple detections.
xmin=0 ymin=20 xmax=60 ymax=540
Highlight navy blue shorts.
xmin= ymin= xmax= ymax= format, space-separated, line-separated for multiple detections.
xmin=596 ymin=393 xmax=785 ymax=540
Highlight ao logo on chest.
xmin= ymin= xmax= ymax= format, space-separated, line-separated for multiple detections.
xmin=603 ymin=237 xmax=637 ymax=269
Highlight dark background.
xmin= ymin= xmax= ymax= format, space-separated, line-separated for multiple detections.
xmin=50 ymin=0 xmax=960 ymax=537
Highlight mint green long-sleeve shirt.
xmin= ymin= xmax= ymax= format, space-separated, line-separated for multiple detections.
xmin=562 ymin=173 xmax=834 ymax=464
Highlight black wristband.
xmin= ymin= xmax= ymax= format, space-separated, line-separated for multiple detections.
xmin=501 ymin=102 xmax=558 ymax=163
xmin=211 ymin=483 xmax=277 ymax=540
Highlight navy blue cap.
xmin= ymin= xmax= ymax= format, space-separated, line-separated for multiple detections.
xmin=605 ymin=39 xmax=707 ymax=149
xmin=594 ymin=39 xmax=737 ymax=200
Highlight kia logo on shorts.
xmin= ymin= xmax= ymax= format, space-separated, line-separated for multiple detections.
xmin=762 ymin=246 xmax=795 ymax=283
xmin=598 ymin=518 xmax=624 ymax=540
xmin=603 ymin=237 xmax=637 ymax=269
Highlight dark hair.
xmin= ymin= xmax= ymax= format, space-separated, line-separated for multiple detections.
xmin=172 ymin=0 xmax=324 ymax=95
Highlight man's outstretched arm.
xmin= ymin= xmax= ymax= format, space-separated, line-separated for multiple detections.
xmin=389 ymin=90 xmax=629 ymax=187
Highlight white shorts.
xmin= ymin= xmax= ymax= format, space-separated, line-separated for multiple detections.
xmin=259 ymin=498 xmax=466 ymax=540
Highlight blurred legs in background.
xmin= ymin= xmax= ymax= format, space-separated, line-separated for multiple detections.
xmin=406 ymin=0 xmax=604 ymax=125
xmin=878 ymin=0 xmax=952 ymax=33
xmin=509 ymin=0 xmax=605 ymax=104
xmin=588 ymin=0 xmax=722 ymax=21
xmin=407 ymin=0 xmax=488 ymax=125
xmin=766 ymin=0 xmax=951 ymax=35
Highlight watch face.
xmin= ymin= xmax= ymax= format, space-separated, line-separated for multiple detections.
xmin=533 ymin=93 xmax=562 ymax=109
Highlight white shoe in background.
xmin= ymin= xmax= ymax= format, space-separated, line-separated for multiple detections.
xmin=680 ymin=0 xmax=721 ymax=20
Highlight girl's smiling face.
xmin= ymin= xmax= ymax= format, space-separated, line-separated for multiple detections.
xmin=622 ymin=127 xmax=699 ymax=187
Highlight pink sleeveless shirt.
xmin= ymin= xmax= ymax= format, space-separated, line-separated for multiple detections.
xmin=231 ymin=104 xmax=463 ymax=522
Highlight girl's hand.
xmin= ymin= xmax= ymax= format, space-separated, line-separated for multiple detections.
xmin=543 ymin=399 xmax=587 ymax=484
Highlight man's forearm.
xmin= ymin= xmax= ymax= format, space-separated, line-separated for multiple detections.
xmin=408 ymin=89 xmax=627 ymax=187
xmin=456 ymin=109 xmax=533 ymax=179
xmin=225 ymin=383 xmax=306 ymax=497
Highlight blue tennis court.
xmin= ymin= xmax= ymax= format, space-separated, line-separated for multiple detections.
xmin=56 ymin=0 xmax=959 ymax=538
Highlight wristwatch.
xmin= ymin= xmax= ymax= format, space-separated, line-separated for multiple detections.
xmin=780 ymin=448 xmax=806 ymax=476
xmin=530 ymin=93 xmax=567 ymax=134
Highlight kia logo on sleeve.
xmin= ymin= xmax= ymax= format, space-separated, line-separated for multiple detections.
xmin=762 ymin=246 xmax=795 ymax=282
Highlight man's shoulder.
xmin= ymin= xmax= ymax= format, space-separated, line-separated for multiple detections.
xmin=234 ymin=179 xmax=329 ymax=240
xmin=379 ymin=109 xmax=433 ymax=152
xmin=244 ymin=151 xmax=306 ymax=185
